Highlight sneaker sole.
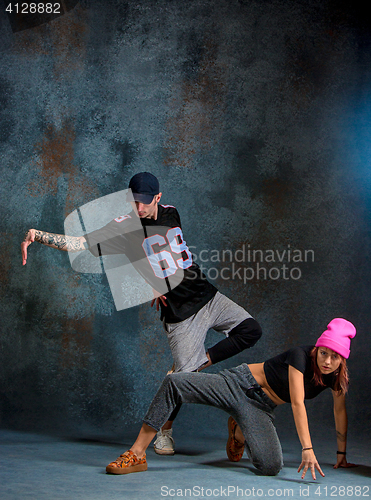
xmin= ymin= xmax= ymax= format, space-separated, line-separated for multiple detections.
xmin=226 ymin=416 xmax=244 ymax=462
xmin=106 ymin=463 xmax=148 ymax=474
xmin=154 ymin=446 xmax=175 ymax=456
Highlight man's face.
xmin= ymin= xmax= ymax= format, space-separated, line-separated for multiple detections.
xmin=132 ymin=193 xmax=162 ymax=219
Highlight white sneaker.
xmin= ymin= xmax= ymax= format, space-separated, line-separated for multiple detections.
xmin=154 ymin=428 xmax=175 ymax=455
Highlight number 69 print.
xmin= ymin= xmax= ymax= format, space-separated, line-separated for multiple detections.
xmin=143 ymin=227 xmax=193 ymax=279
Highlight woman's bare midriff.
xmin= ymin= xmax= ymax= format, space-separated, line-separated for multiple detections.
xmin=248 ymin=363 xmax=286 ymax=406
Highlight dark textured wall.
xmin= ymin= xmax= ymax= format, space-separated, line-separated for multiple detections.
xmin=0 ymin=0 xmax=370 ymax=443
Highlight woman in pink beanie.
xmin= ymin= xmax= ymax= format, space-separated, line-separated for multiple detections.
xmin=106 ymin=318 xmax=356 ymax=480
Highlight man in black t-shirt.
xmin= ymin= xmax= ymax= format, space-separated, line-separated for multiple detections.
xmin=21 ymin=172 xmax=263 ymax=455
xmin=84 ymin=199 xmax=217 ymax=324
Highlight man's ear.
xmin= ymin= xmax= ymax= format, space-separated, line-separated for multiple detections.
xmin=155 ymin=192 xmax=162 ymax=203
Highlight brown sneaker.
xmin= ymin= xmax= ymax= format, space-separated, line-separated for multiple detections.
xmin=106 ymin=450 xmax=148 ymax=475
xmin=226 ymin=416 xmax=244 ymax=462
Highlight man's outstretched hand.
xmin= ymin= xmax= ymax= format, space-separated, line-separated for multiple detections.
xmin=21 ymin=229 xmax=35 ymax=266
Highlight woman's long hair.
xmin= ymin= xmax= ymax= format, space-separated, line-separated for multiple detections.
xmin=310 ymin=347 xmax=349 ymax=395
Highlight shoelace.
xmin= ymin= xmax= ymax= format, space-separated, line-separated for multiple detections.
xmin=155 ymin=433 xmax=174 ymax=448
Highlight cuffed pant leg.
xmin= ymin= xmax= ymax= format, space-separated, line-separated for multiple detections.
xmin=208 ymin=318 xmax=263 ymax=364
xmin=168 ymin=402 xmax=182 ymax=422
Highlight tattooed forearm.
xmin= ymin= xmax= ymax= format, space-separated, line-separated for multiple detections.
xmin=66 ymin=236 xmax=89 ymax=251
xmin=34 ymin=230 xmax=67 ymax=250
xmin=33 ymin=230 xmax=87 ymax=252
xmin=336 ymin=430 xmax=347 ymax=442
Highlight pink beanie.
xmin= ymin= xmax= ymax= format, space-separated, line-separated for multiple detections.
xmin=315 ymin=318 xmax=356 ymax=359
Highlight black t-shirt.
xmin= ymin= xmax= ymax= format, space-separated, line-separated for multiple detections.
xmin=85 ymin=204 xmax=217 ymax=323
xmin=263 ymin=345 xmax=337 ymax=403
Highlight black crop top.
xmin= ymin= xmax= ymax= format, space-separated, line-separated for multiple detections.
xmin=263 ymin=345 xmax=337 ymax=403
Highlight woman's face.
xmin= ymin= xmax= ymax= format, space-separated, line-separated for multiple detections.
xmin=316 ymin=347 xmax=342 ymax=375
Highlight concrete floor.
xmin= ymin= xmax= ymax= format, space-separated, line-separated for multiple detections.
xmin=1 ymin=428 xmax=370 ymax=500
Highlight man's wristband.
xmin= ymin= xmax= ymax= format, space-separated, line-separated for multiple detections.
xmin=337 ymin=451 xmax=346 ymax=455
xmin=302 ymin=447 xmax=313 ymax=451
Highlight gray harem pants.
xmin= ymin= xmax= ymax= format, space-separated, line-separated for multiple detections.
xmin=143 ymin=363 xmax=283 ymax=476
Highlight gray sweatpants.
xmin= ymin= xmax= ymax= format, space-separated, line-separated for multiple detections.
xmin=143 ymin=364 xmax=283 ymax=476
xmin=164 ymin=291 xmax=252 ymax=372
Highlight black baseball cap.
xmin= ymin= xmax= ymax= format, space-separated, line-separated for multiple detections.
xmin=128 ymin=172 xmax=160 ymax=204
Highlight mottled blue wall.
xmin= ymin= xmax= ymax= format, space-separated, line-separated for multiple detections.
xmin=0 ymin=0 xmax=370 ymax=443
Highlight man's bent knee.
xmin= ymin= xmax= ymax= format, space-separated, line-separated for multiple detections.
xmin=229 ymin=318 xmax=263 ymax=350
